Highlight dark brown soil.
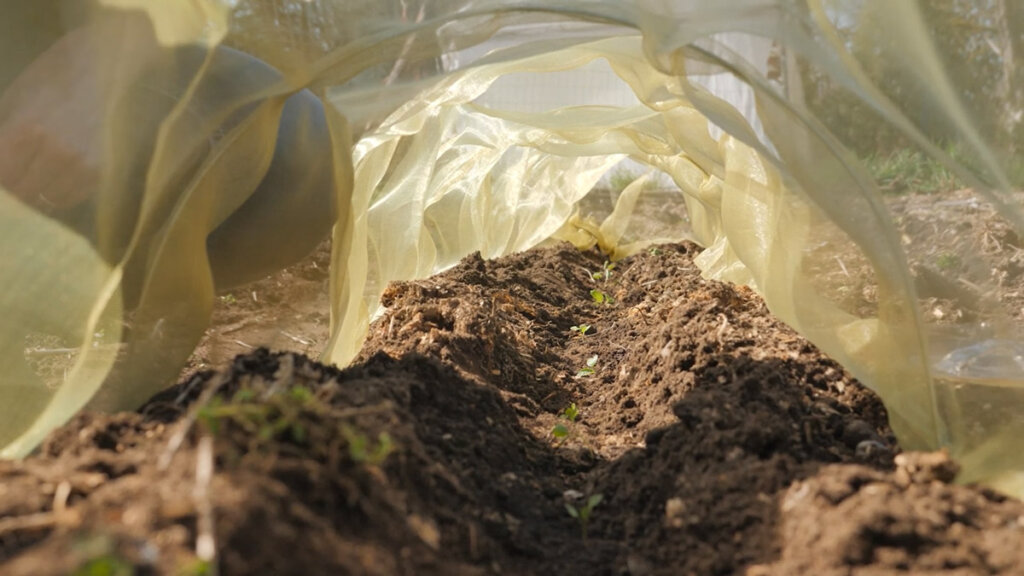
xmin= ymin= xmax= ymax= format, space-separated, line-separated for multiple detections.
xmin=2 ymin=240 xmax=1024 ymax=576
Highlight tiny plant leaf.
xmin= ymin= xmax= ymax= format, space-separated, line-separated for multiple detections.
xmin=73 ymin=555 xmax=133 ymax=576
xmin=570 ymin=324 xmax=591 ymax=336
xmin=576 ymin=356 xmax=598 ymax=378
xmin=552 ymin=403 xmax=580 ymax=440
xmin=562 ymin=403 xmax=579 ymax=422
xmin=232 ymin=389 xmax=256 ymax=403
xmin=602 ymin=261 xmax=615 ymax=281
xmin=565 ymin=493 xmax=604 ymax=540
xmin=287 ymin=385 xmax=314 ymax=404
xmin=591 ymin=261 xmax=616 ymax=282
xmin=936 ymin=252 xmax=960 ymax=271
xmin=343 ymin=425 xmax=394 ymax=465
xmin=182 ymin=559 xmax=214 ymax=576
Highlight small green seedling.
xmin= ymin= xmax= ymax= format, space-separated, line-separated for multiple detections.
xmin=178 ymin=559 xmax=214 ymax=576
xmin=562 ymin=403 xmax=580 ymax=422
xmin=73 ymin=555 xmax=133 ymax=576
xmin=570 ymin=324 xmax=591 ymax=336
xmin=648 ymin=247 xmax=661 ymax=256
xmin=218 ymin=293 xmax=237 ymax=305
xmin=936 ymin=252 xmax=960 ymax=271
xmin=551 ymin=403 xmax=581 ymax=440
xmin=576 ymin=354 xmax=598 ymax=377
xmin=342 ymin=425 xmax=394 ymax=465
xmin=589 ymin=289 xmax=613 ymax=305
xmin=70 ymin=534 xmax=133 ymax=576
xmin=197 ymin=384 xmax=316 ymax=445
xmin=591 ymin=261 xmax=616 ymax=282
xmin=565 ymin=493 xmax=603 ymax=541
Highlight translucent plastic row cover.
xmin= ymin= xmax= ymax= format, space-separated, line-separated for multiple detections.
xmin=2 ymin=1 xmax=1022 ymax=493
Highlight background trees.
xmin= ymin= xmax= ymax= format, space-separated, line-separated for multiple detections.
xmin=802 ymin=0 xmax=1021 ymax=172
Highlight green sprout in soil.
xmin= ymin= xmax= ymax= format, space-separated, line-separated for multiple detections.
xmin=551 ymin=402 xmax=581 ymax=440
xmin=565 ymin=493 xmax=603 ymax=541
xmin=197 ymin=384 xmax=314 ymax=445
xmin=73 ymin=555 xmax=133 ymax=576
xmin=179 ymin=559 xmax=214 ymax=576
xmin=570 ymin=324 xmax=591 ymax=337
xmin=562 ymin=403 xmax=580 ymax=422
xmin=589 ymin=289 xmax=613 ymax=305
xmin=866 ymin=148 xmax=962 ymax=194
xmin=648 ymin=247 xmax=661 ymax=256
xmin=341 ymin=425 xmax=394 ymax=465
xmin=218 ymin=293 xmax=237 ymax=305
xmin=936 ymin=252 xmax=961 ymax=272
xmin=70 ymin=534 xmax=134 ymax=576
xmin=196 ymin=377 xmax=395 ymax=467
xmin=591 ymin=261 xmax=615 ymax=283
xmin=576 ymin=355 xmax=598 ymax=378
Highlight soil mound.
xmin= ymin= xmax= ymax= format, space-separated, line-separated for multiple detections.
xmin=2 ymin=242 xmax=1022 ymax=575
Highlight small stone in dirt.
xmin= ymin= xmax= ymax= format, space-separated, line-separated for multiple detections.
xmin=855 ymin=439 xmax=890 ymax=460
xmin=407 ymin=515 xmax=442 ymax=551
xmin=841 ymin=419 xmax=882 ymax=448
xmin=725 ymin=446 xmax=745 ymax=461
xmin=664 ymin=497 xmax=686 ymax=529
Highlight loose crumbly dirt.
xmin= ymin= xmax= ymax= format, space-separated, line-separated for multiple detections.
xmin=4 ymin=190 xmax=1024 ymax=575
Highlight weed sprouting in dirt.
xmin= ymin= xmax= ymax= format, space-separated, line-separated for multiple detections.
xmin=576 ymin=355 xmax=598 ymax=378
xmin=197 ymin=384 xmax=315 ymax=445
xmin=591 ymin=261 xmax=616 ymax=283
xmin=67 ymin=534 xmax=134 ymax=576
xmin=73 ymin=556 xmax=132 ymax=576
xmin=866 ymin=148 xmax=962 ymax=194
xmin=194 ymin=372 xmax=394 ymax=467
xmin=178 ymin=559 xmax=214 ymax=576
xmin=551 ymin=402 xmax=581 ymax=441
xmin=936 ymin=251 xmax=961 ymax=271
xmin=565 ymin=493 xmax=603 ymax=542
xmin=589 ymin=288 xmax=613 ymax=305
xmin=569 ymin=324 xmax=592 ymax=337
xmin=341 ymin=425 xmax=393 ymax=465
xmin=562 ymin=403 xmax=580 ymax=422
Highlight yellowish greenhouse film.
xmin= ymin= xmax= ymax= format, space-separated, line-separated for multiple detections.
xmin=1 ymin=0 xmax=1023 ymax=495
